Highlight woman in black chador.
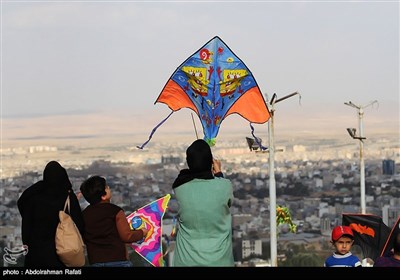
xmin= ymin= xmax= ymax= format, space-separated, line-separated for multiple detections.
xmin=17 ymin=161 xmax=84 ymax=267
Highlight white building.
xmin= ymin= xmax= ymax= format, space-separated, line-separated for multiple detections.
xmin=242 ymin=239 xmax=262 ymax=259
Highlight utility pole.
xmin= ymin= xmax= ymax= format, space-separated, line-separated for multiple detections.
xmin=344 ymin=100 xmax=378 ymax=214
xmin=266 ymin=91 xmax=300 ymax=267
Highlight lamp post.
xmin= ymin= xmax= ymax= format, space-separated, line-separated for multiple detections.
xmin=266 ymin=91 xmax=300 ymax=267
xmin=344 ymin=100 xmax=378 ymax=214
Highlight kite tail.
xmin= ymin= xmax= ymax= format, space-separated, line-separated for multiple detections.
xmin=205 ymin=138 xmax=216 ymax=147
xmin=250 ymin=123 xmax=268 ymax=151
xmin=137 ymin=111 xmax=174 ymax=149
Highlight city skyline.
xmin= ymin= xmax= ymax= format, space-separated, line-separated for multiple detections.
xmin=1 ymin=134 xmax=399 ymax=267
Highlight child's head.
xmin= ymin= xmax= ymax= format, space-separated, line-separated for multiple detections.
xmin=80 ymin=175 xmax=111 ymax=205
xmin=331 ymin=225 xmax=354 ymax=255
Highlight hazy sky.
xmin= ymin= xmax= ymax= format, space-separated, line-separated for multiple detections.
xmin=1 ymin=1 xmax=399 ymax=141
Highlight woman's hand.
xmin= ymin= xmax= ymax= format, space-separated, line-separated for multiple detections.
xmin=212 ymin=158 xmax=222 ymax=174
xmin=141 ymin=228 xmax=149 ymax=238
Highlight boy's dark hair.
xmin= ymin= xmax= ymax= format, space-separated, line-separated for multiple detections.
xmin=80 ymin=175 xmax=107 ymax=205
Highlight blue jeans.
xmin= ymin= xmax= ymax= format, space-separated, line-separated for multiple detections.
xmin=91 ymin=260 xmax=133 ymax=267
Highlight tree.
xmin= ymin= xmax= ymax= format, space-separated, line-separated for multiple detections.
xmin=281 ymin=252 xmax=323 ymax=267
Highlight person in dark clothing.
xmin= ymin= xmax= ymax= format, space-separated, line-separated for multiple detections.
xmin=17 ymin=160 xmax=84 ymax=267
xmin=79 ymin=175 xmax=148 ymax=267
xmin=374 ymin=231 xmax=400 ymax=267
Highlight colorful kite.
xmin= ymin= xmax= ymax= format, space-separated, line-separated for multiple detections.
xmin=126 ymin=194 xmax=171 ymax=267
xmin=138 ymin=36 xmax=270 ymax=148
xmin=342 ymin=213 xmax=391 ymax=261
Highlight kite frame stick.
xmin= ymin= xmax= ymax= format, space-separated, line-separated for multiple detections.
xmin=191 ymin=113 xmax=199 ymax=139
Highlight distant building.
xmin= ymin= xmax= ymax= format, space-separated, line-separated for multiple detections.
xmin=242 ymin=239 xmax=262 ymax=259
xmin=320 ymin=217 xmax=331 ymax=236
xmin=382 ymin=159 xmax=395 ymax=175
xmin=232 ymin=214 xmax=253 ymax=228
xmin=314 ymin=178 xmax=323 ymax=188
xmin=161 ymin=155 xmax=181 ymax=165
xmin=334 ymin=174 xmax=344 ymax=184
xmin=382 ymin=204 xmax=400 ymax=228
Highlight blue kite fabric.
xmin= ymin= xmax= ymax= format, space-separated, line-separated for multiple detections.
xmin=138 ymin=36 xmax=270 ymax=149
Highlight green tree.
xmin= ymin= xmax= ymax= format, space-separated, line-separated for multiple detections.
xmin=281 ymin=252 xmax=323 ymax=267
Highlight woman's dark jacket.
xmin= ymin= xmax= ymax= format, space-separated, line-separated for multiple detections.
xmin=17 ymin=161 xmax=84 ymax=267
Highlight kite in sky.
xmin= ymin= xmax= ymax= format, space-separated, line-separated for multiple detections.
xmin=138 ymin=36 xmax=270 ymax=148
xmin=126 ymin=194 xmax=171 ymax=267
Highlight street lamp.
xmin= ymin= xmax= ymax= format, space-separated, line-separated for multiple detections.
xmin=265 ymin=91 xmax=300 ymax=267
xmin=344 ymin=100 xmax=378 ymax=214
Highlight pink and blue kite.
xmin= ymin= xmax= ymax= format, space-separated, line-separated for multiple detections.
xmin=126 ymin=194 xmax=171 ymax=267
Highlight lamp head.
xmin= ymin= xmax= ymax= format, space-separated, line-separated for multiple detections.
xmin=346 ymin=128 xmax=356 ymax=138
